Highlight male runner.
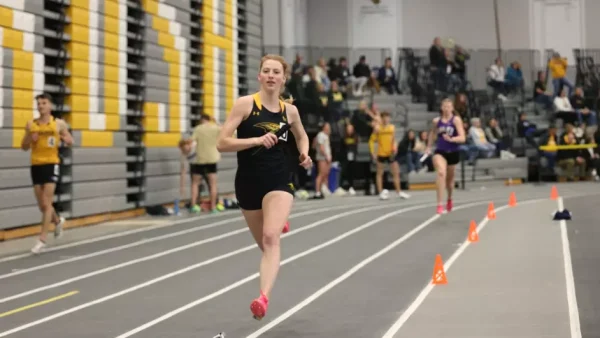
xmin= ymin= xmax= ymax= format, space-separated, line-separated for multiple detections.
xmin=21 ymin=93 xmax=73 ymax=253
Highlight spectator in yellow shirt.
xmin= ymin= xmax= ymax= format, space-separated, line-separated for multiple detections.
xmin=369 ymin=112 xmax=410 ymax=200
xmin=548 ymin=52 xmax=574 ymax=97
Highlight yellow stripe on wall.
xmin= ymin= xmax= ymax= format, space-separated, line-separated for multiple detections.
xmin=144 ymin=132 xmax=180 ymax=147
xmin=80 ymin=131 xmax=114 ymax=147
xmin=202 ymin=0 xmax=236 ymax=120
xmin=141 ymin=0 xmax=182 ymax=133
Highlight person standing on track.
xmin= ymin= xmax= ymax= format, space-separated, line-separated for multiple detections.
xmin=425 ymin=98 xmax=466 ymax=214
xmin=21 ymin=93 xmax=74 ymax=253
xmin=369 ymin=111 xmax=410 ymax=200
xmin=216 ymin=54 xmax=313 ymax=320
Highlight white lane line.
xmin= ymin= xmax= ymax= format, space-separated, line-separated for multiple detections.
xmin=0 ymin=201 xmax=403 ymax=304
xmin=114 ymin=200 xmax=490 ymax=338
xmin=0 ymin=201 xmax=383 ymax=281
xmin=0 ymin=201 xmax=325 ymax=263
xmin=380 ymin=197 xmax=547 ymax=338
xmin=0 ymin=212 xmax=238 ymax=263
xmin=557 ymin=197 xmax=582 ymax=338
xmin=0 ymin=200 xmax=447 ymax=338
xmin=243 ymin=198 xmax=511 ymax=337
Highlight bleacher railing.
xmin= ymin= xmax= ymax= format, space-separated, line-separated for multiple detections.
xmin=262 ymin=46 xmax=393 ymax=67
xmin=397 ymin=48 xmax=543 ymax=92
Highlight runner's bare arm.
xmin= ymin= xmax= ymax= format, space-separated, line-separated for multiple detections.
xmin=286 ymin=104 xmax=309 ymax=156
xmin=217 ymin=96 xmax=262 ymax=152
xmin=57 ymin=119 xmax=74 ymax=146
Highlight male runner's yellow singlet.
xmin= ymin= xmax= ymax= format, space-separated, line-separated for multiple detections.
xmin=30 ymin=117 xmax=60 ymax=166
xmin=369 ymin=124 xmax=395 ymax=157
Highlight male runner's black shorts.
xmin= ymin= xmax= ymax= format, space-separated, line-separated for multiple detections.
xmin=377 ymin=156 xmax=394 ymax=164
xmin=190 ymin=163 xmax=217 ymax=175
xmin=234 ymin=170 xmax=294 ymax=210
xmin=31 ymin=164 xmax=60 ymax=186
xmin=434 ymin=150 xmax=460 ymax=166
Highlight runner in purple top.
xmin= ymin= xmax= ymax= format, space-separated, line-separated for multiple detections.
xmin=426 ymin=98 xmax=466 ymax=214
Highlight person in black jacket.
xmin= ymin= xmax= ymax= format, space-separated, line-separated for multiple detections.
xmin=396 ymin=129 xmax=420 ymax=173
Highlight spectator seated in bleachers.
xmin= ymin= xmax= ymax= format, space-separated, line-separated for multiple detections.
xmin=292 ymin=53 xmax=306 ymax=78
xmin=453 ymin=92 xmax=470 ymax=125
xmin=351 ymin=55 xmax=371 ymax=96
xmin=570 ymin=86 xmax=598 ymax=130
xmin=487 ymin=57 xmax=508 ymax=101
xmin=580 ymin=131 xmax=599 ymax=180
xmin=548 ymin=52 xmax=573 ymax=97
xmin=556 ymin=124 xmax=586 ymax=181
xmin=465 ymin=117 xmax=496 ymax=162
xmin=396 ymin=129 xmax=426 ymax=174
xmin=329 ymin=57 xmax=352 ymax=93
xmin=517 ymin=112 xmax=545 ymax=148
xmin=377 ymin=57 xmax=401 ymax=95
xmin=553 ymin=88 xmax=579 ymax=125
xmin=504 ymin=61 xmax=524 ymax=95
xmin=417 ymin=130 xmax=434 ymax=171
xmin=533 ymin=71 xmax=554 ymax=111
xmin=485 ymin=117 xmax=508 ymax=155
xmin=538 ymin=124 xmax=559 ymax=171
xmin=314 ymin=57 xmax=332 ymax=91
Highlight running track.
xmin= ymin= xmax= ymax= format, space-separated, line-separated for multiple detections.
xmin=0 ymin=183 xmax=599 ymax=337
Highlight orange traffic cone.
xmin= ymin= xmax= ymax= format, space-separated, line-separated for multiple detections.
xmin=467 ymin=220 xmax=479 ymax=242
xmin=432 ymin=254 xmax=448 ymax=285
xmin=508 ymin=192 xmax=517 ymax=207
xmin=550 ymin=185 xmax=559 ymax=200
xmin=487 ymin=202 xmax=496 ymax=219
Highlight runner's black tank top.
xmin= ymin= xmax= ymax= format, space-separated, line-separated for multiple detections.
xmin=236 ymin=93 xmax=290 ymax=177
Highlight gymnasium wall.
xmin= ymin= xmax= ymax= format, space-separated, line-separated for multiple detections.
xmin=0 ymin=0 xmax=262 ymax=232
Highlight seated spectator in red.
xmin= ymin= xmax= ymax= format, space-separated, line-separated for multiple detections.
xmin=377 ymin=57 xmax=401 ymax=94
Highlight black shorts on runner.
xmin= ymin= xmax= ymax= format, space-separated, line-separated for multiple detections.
xmin=190 ymin=163 xmax=217 ymax=175
xmin=31 ymin=164 xmax=60 ymax=186
xmin=434 ymin=150 xmax=460 ymax=166
xmin=234 ymin=170 xmax=295 ymax=210
xmin=377 ymin=156 xmax=394 ymax=164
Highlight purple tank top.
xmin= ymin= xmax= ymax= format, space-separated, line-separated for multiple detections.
xmin=436 ymin=115 xmax=459 ymax=152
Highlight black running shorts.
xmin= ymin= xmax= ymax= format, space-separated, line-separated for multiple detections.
xmin=31 ymin=164 xmax=60 ymax=186
xmin=234 ymin=170 xmax=295 ymax=210
xmin=434 ymin=150 xmax=460 ymax=166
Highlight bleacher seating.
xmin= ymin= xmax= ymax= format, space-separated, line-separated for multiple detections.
xmin=0 ymin=0 xmax=262 ymax=232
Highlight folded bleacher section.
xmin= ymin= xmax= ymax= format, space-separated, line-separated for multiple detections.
xmin=0 ymin=0 xmax=262 ymax=233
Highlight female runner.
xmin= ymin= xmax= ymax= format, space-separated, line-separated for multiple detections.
xmin=425 ymin=98 xmax=466 ymax=214
xmin=216 ymin=54 xmax=312 ymax=320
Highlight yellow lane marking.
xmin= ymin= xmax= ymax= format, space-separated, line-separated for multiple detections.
xmin=0 ymin=291 xmax=79 ymax=318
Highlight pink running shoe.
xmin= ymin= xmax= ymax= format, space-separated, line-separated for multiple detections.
xmin=436 ymin=205 xmax=444 ymax=214
xmin=250 ymin=291 xmax=269 ymax=320
xmin=446 ymin=199 xmax=453 ymax=212
xmin=282 ymin=221 xmax=290 ymax=233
